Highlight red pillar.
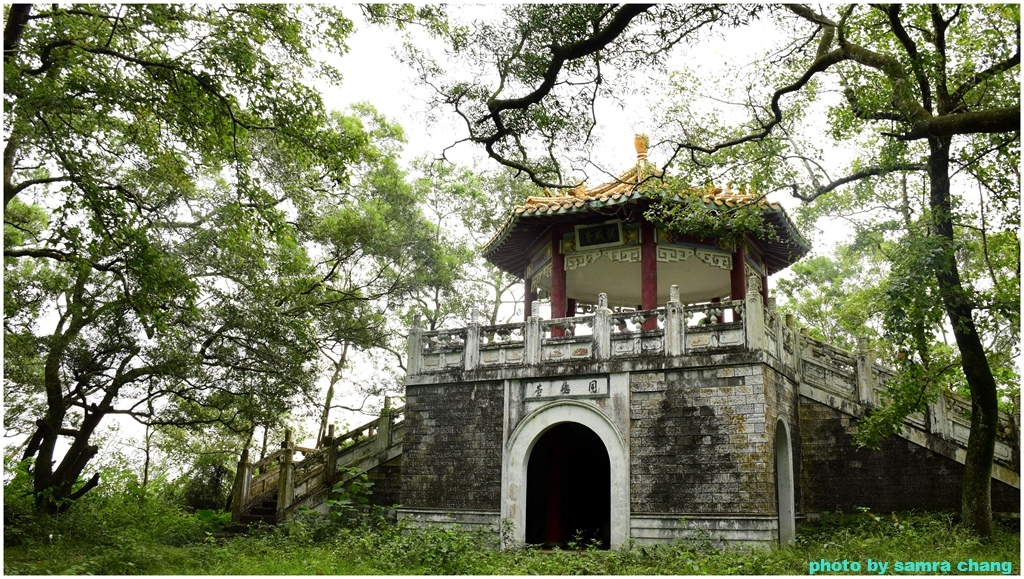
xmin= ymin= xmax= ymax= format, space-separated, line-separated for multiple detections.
xmin=730 ymin=243 xmax=746 ymax=301
xmin=551 ymin=231 xmax=567 ymax=337
xmin=524 ymin=275 xmax=533 ymax=320
xmin=641 ymin=221 xmax=658 ymax=330
xmin=762 ymin=274 xmax=770 ymax=307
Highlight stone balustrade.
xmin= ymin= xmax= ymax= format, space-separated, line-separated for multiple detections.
xmin=232 ymin=402 xmax=406 ymax=525
xmin=409 ymin=285 xmax=754 ymax=375
xmin=796 ymin=331 xmax=1018 ymax=478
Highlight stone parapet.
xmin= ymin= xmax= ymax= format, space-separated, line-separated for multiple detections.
xmin=408 ymin=286 xmax=755 ymax=378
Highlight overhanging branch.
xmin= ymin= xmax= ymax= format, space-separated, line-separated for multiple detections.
xmin=891 ymin=107 xmax=1020 ymax=140
xmin=789 ymin=163 xmax=929 ymax=202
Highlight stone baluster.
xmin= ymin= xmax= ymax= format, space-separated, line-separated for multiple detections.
xmin=784 ymin=313 xmax=796 ymax=367
xmin=525 ymin=310 xmax=541 ymax=365
xmin=928 ymin=392 xmax=950 ymax=439
xmin=376 ymin=396 xmax=392 ymax=452
xmin=464 ymin=308 xmax=480 ymax=371
xmin=773 ymin=303 xmax=784 ymax=362
xmin=744 ymin=274 xmax=765 ymax=350
xmin=855 ymin=337 xmax=877 ymax=406
xmin=276 ymin=429 xmax=295 ymax=519
xmin=406 ymin=314 xmax=423 ymax=376
xmin=230 ymin=444 xmax=252 ymax=523
xmin=325 ymin=424 xmax=338 ymax=479
xmin=665 ymin=285 xmax=684 ymax=356
xmin=593 ymin=293 xmax=611 ymax=360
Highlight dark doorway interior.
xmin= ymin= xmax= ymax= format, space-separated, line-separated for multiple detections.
xmin=525 ymin=422 xmax=611 ymax=549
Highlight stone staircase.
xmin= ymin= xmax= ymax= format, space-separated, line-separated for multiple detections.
xmin=788 ymin=328 xmax=1020 ymax=488
xmin=231 ymin=403 xmax=405 ymax=526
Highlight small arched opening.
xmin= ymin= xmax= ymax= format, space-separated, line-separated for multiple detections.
xmin=525 ymin=422 xmax=611 ymax=549
xmin=774 ymin=418 xmax=796 ymax=544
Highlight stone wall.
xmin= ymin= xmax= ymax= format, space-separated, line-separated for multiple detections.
xmin=401 ymin=381 xmax=504 ymax=511
xmin=629 ymin=365 xmax=775 ymax=515
xmin=799 ymin=397 xmax=1020 ymax=514
xmin=365 ymin=454 xmax=403 ymax=508
xmin=763 ymin=366 xmax=802 ymax=512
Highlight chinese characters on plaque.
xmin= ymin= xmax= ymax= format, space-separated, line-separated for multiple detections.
xmin=525 ymin=375 xmax=609 ymax=399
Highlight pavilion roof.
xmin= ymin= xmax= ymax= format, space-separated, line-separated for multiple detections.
xmin=481 ymin=143 xmax=811 ymax=278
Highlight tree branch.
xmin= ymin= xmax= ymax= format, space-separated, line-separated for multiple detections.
xmin=838 ymin=37 xmax=931 ymax=124
xmin=890 ymin=106 xmax=1020 ymax=140
xmin=666 ymin=46 xmax=847 ymax=166
xmin=3 ymin=3 xmax=32 ymax=64
xmin=473 ymin=4 xmax=654 ymax=188
xmin=789 ymin=163 xmax=929 ymax=202
xmin=882 ymin=4 xmax=932 ymax=112
xmin=3 ymin=247 xmax=73 ymax=260
xmin=949 ymin=43 xmax=1020 ymax=108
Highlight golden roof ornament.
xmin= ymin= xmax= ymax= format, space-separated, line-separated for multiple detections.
xmin=569 ymin=179 xmax=587 ymax=199
xmin=634 ymin=133 xmax=649 ymax=160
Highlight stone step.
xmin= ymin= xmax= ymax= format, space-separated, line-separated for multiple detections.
xmin=239 ymin=513 xmax=277 ymax=526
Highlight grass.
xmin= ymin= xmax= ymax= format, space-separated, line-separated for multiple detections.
xmin=4 ymin=502 xmax=1019 ymax=575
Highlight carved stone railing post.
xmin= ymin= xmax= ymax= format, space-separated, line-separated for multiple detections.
xmin=928 ymin=392 xmax=950 ymax=439
xmin=773 ymin=304 xmax=784 ymax=362
xmin=744 ymin=275 xmax=765 ymax=350
xmin=782 ymin=313 xmax=795 ymax=367
xmin=406 ymin=314 xmax=423 ymax=376
xmin=464 ymin=308 xmax=481 ymax=371
xmin=230 ymin=444 xmax=252 ymax=523
xmin=525 ymin=312 xmax=541 ymax=365
xmin=276 ymin=429 xmax=295 ymax=519
xmin=855 ymin=337 xmax=877 ymax=406
xmin=325 ymin=424 xmax=337 ymax=481
xmin=665 ymin=285 xmax=683 ymax=356
xmin=593 ymin=293 xmax=611 ymax=360
xmin=376 ymin=396 xmax=392 ymax=453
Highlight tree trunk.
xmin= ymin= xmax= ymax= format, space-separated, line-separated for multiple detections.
xmin=317 ymin=342 xmax=349 ymax=446
xmin=928 ymin=136 xmax=997 ymax=536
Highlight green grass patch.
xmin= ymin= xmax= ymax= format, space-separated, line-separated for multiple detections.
xmin=4 ymin=499 xmax=1019 ymax=575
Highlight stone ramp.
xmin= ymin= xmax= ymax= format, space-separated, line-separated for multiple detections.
xmin=231 ymin=404 xmax=405 ymax=525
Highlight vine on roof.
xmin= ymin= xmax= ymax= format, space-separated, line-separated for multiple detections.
xmin=642 ymin=180 xmax=778 ymax=248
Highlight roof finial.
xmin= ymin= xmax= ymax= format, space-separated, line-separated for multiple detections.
xmin=634 ymin=133 xmax=649 ymax=160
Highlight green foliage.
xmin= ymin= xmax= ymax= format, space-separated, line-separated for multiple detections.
xmin=4 ymin=461 xmax=224 ymax=575
xmin=645 ymin=184 xmax=779 ymax=248
xmin=4 ymin=3 xmax=457 ymax=513
xmin=178 ymin=457 xmax=233 ymax=512
xmin=400 ymin=160 xmax=528 ymax=333
xmin=775 ymin=249 xmax=883 ymax=350
xmin=322 ymin=467 xmax=375 ymax=523
xmin=5 ymin=499 xmax=1019 ymax=575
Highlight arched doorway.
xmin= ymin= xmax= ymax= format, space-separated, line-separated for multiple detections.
xmin=525 ymin=422 xmax=611 ymax=549
xmin=774 ymin=418 xmax=796 ymax=544
xmin=502 ymin=400 xmax=629 ymax=548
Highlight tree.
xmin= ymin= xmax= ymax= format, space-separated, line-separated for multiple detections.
xmin=413 ymin=4 xmax=1019 ymax=535
xmin=406 ymin=158 xmax=530 ymax=332
xmin=407 ymin=4 xmax=759 ymax=190
xmin=3 ymin=4 xmax=450 ymax=514
xmin=774 ymin=248 xmax=884 ymax=351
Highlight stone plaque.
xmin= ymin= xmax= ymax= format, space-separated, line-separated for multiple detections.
xmin=523 ymin=375 xmax=609 ymax=400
